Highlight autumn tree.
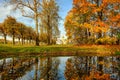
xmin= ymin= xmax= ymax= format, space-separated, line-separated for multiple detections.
xmin=40 ymin=0 xmax=60 ymax=45
xmin=0 ymin=23 xmax=8 ymax=44
xmin=1 ymin=16 xmax=36 ymax=45
xmin=65 ymin=1 xmax=120 ymax=77
xmin=6 ymin=0 xmax=41 ymax=46
xmin=65 ymin=0 xmax=120 ymax=44
xmin=26 ymin=26 xmax=35 ymax=44
xmin=17 ymin=25 xmax=36 ymax=45
xmin=3 ymin=16 xmax=17 ymax=45
xmin=16 ymin=22 xmax=26 ymax=45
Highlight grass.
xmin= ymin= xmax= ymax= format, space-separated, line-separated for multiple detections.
xmin=0 ymin=44 xmax=120 ymax=57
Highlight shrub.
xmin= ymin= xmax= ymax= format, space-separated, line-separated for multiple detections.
xmin=95 ymin=37 xmax=117 ymax=45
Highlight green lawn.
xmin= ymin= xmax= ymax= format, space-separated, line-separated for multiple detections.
xmin=0 ymin=44 xmax=120 ymax=57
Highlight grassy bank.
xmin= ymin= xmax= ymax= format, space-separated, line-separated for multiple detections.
xmin=0 ymin=44 xmax=120 ymax=57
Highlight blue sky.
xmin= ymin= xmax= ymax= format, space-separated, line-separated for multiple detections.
xmin=0 ymin=0 xmax=73 ymax=38
xmin=57 ymin=0 xmax=72 ymax=37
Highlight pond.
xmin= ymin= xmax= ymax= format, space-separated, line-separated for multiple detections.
xmin=0 ymin=56 xmax=120 ymax=80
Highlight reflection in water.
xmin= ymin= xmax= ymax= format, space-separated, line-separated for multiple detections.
xmin=0 ymin=56 xmax=120 ymax=80
xmin=0 ymin=57 xmax=36 ymax=80
xmin=40 ymin=57 xmax=60 ymax=80
xmin=64 ymin=56 xmax=120 ymax=80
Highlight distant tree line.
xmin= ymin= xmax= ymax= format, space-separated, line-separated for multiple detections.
xmin=0 ymin=16 xmax=36 ymax=45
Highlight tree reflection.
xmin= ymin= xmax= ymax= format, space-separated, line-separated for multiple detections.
xmin=0 ymin=56 xmax=120 ymax=80
xmin=39 ymin=57 xmax=60 ymax=80
xmin=0 ymin=57 xmax=35 ymax=80
xmin=34 ymin=57 xmax=39 ymax=80
xmin=64 ymin=56 xmax=120 ymax=80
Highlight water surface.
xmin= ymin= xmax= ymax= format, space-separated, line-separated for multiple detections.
xmin=0 ymin=56 xmax=120 ymax=80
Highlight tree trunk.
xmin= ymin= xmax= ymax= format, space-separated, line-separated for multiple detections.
xmin=34 ymin=0 xmax=39 ymax=46
xmin=47 ymin=57 xmax=52 ymax=79
xmin=98 ymin=57 xmax=103 ymax=75
xmin=29 ymin=37 xmax=31 ymax=44
xmin=18 ymin=37 xmax=20 ymax=44
xmin=47 ymin=30 xmax=51 ymax=45
xmin=35 ymin=34 xmax=39 ymax=46
xmin=34 ymin=57 xmax=38 ymax=79
xmin=12 ymin=57 xmax=15 ymax=66
xmin=86 ymin=28 xmax=90 ymax=39
xmin=12 ymin=34 xmax=15 ymax=45
xmin=47 ymin=15 xmax=51 ymax=45
xmin=86 ymin=56 xmax=88 ymax=75
xmin=23 ymin=37 xmax=25 ymax=44
xmin=118 ymin=39 xmax=120 ymax=45
xmin=4 ymin=34 xmax=7 ymax=44
xmin=21 ymin=35 xmax=23 ymax=45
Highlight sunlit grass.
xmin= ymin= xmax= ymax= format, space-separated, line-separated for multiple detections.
xmin=0 ymin=44 xmax=120 ymax=56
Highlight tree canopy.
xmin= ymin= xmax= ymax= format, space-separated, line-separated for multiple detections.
xmin=0 ymin=16 xmax=36 ymax=45
xmin=64 ymin=0 xmax=120 ymax=44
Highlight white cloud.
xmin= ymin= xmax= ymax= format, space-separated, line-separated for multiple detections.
xmin=0 ymin=4 xmax=14 ymax=20
xmin=0 ymin=3 xmax=28 ymax=21
xmin=0 ymin=3 xmax=35 ymax=28
xmin=0 ymin=3 xmax=24 ymax=20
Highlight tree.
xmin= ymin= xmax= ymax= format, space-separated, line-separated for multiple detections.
xmin=6 ymin=0 xmax=41 ymax=46
xmin=65 ymin=0 xmax=120 ymax=44
xmin=0 ymin=23 xmax=8 ymax=44
xmin=26 ymin=26 xmax=35 ymax=44
xmin=40 ymin=0 xmax=60 ymax=45
xmin=4 ymin=16 xmax=17 ymax=45
xmin=16 ymin=22 xmax=25 ymax=45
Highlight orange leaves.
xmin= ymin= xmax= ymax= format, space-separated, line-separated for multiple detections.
xmin=93 ymin=27 xmax=101 ymax=33
xmin=97 ymin=21 xmax=108 ymax=28
xmin=86 ymin=70 xmax=110 ymax=80
xmin=73 ymin=0 xmax=93 ymax=14
xmin=114 ymin=5 xmax=119 ymax=10
xmin=93 ymin=8 xmax=102 ymax=13
xmin=82 ymin=7 xmax=89 ymax=14
xmin=91 ymin=20 xmax=109 ymax=33
xmin=94 ymin=27 xmax=108 ymax=33
xmin=107 ymin=0 xmax=120 ymax=3
xmin=71 ymin=8 xmax=77 ymax=13
xmin=102 ymin=0 xmax=120 ymax=4
xmin=64 ymin=11 xmax=77 ymax=37
xmin=111 ymin=13 xmax=120 ymax=22
xmin=83 ymin=23 xmax=92 ymax=28
xmin=73 ymin=0 xmax=79 ymax=4
xmin=65 ymin=0 xmax=120 ymax=43
xmin=73 ymin=0 xmax=86 ymax=5
xmin=83 ymin=21 xmax=108 ymax=33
